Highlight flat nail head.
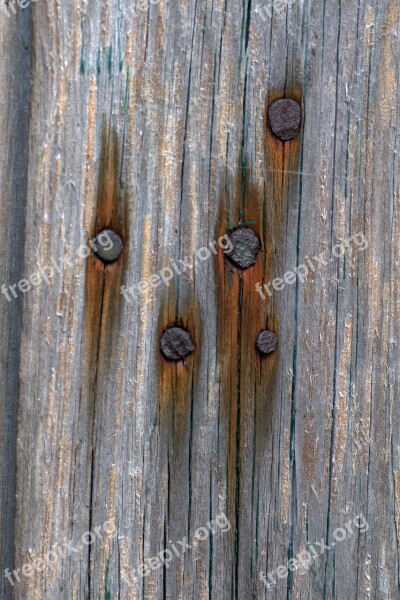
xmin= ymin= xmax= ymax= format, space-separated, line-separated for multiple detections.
xmin=160 ymin=327 xmax=195 ymax=362
xmin=93 ymin=229 xmax=123 ymax=263
xmin=256 ymin=330 xmax=278 ymax=355
xmin=224 ymin=227 xmax=261 ymax=269
xmin=267 ymin=99 xmax=302 ymax=141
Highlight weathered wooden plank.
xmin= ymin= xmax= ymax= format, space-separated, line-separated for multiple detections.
xmin=7 ymin=0 xmax=400 ymax=598
xmin=0 ymin=9 xmax=31 ymax=600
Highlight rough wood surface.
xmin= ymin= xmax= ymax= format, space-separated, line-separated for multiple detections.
xmin=3 ymin=0 xmax=400 ymax=598
xmin=0 ymin=10 xmax=31 ymax=600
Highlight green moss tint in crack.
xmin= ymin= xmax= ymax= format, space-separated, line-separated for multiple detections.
xmin=98 ymin=557 xmax=111 ymax=600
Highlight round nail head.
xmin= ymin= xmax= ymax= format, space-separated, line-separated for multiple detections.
xmin=160 ymin=327 xmax=195 ymax=362
xmin=93 ymin=229 xmax=123 ymax=263
xmin=267 ymin=99 xmax=302 ymax=141
xmin=224 ymin=227 xmax=261 ymax=270
xmin=256 ymin=330 xmax=278 ymax=355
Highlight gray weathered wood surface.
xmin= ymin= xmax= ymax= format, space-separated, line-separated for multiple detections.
xmin=0 ymin=9 xmax=31 ymax=600
xmin=1 ymin=0 xmax=400 ymax=598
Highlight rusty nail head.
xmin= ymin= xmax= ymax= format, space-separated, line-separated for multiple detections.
xmin=256 ymin=330 xmax=278 ymax=355
xmin=224 ymin=227 xmax=261 ymax=269
xmin=160 ymin=327 xmax=195 ymax=362
xmin=267 ymin=99 xmax=302 ymax=141
xmin=93 ymin=229 xmax=123 ymax=263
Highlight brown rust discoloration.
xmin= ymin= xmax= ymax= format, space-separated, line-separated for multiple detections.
xmin=212 ymin=86 xmax=303 ymax=580
xmin=153 ymin=293 xmax=200 ymax=595
xmin=264 ymin=87 xmax=303 ymax=240
xmin=81 ymin=124 xmax=128 ymax=593
xmin=214 ymin=170 xmax=279 ymax=557
xmin=83 ymin=124 xmax=128 ymax=381
xmin=262 ymin=84 xmax=303 ymax=567
xmin=95 ymin=125 xmax=127 ymax=238
xmin=157 ymin=293 xmax=200 ymax=415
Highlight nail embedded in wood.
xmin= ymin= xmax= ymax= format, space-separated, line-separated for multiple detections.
xmin=267 ymin=99 xmax=302 ymax=141
xmin=160 ymin=327 xmax=195 ymax=362
xmin=256 ymin=330 xmax=278 ymax=355
xmin=93 ymin=229 xmax=123 ymax=264
xmin=224 ymin=227 xmax=261 ymax=269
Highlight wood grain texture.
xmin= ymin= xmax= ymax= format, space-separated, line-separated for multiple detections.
xmin=6 ymin=0 xmax=400 ymax=598
xmin=0 ymin=9 xmax=31 ymax=600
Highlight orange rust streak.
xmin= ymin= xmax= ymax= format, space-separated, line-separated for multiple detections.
xmin=214 ymin=87 xmax=303 ymax=563
xmin=84 ymin=125 xmax=127 ymax=380
xmin=157 ymin=295 xmax=200 ymax=419
xmin=95 ymin=126 xmax=126 ymax=238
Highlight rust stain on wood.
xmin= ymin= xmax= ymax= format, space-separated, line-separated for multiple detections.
xmin=83 ymin=124 xmax=128 ymax=380
xmin=265 ymin=86 xmax=303 ymax=524
xmin=81 ymin=124 xmax=128 ymax=594
xmin=157 ymin=292 xmax=200 ymax=434
xmin=265 ymin=87 xmax=303 ymax=242
xmin=213 ymin=173 xmax=277 ymax=559
xmin=154 ymin=292 xmax=201 ymax=589
xmin=210 ymin=85 xmax=303 ymax=572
